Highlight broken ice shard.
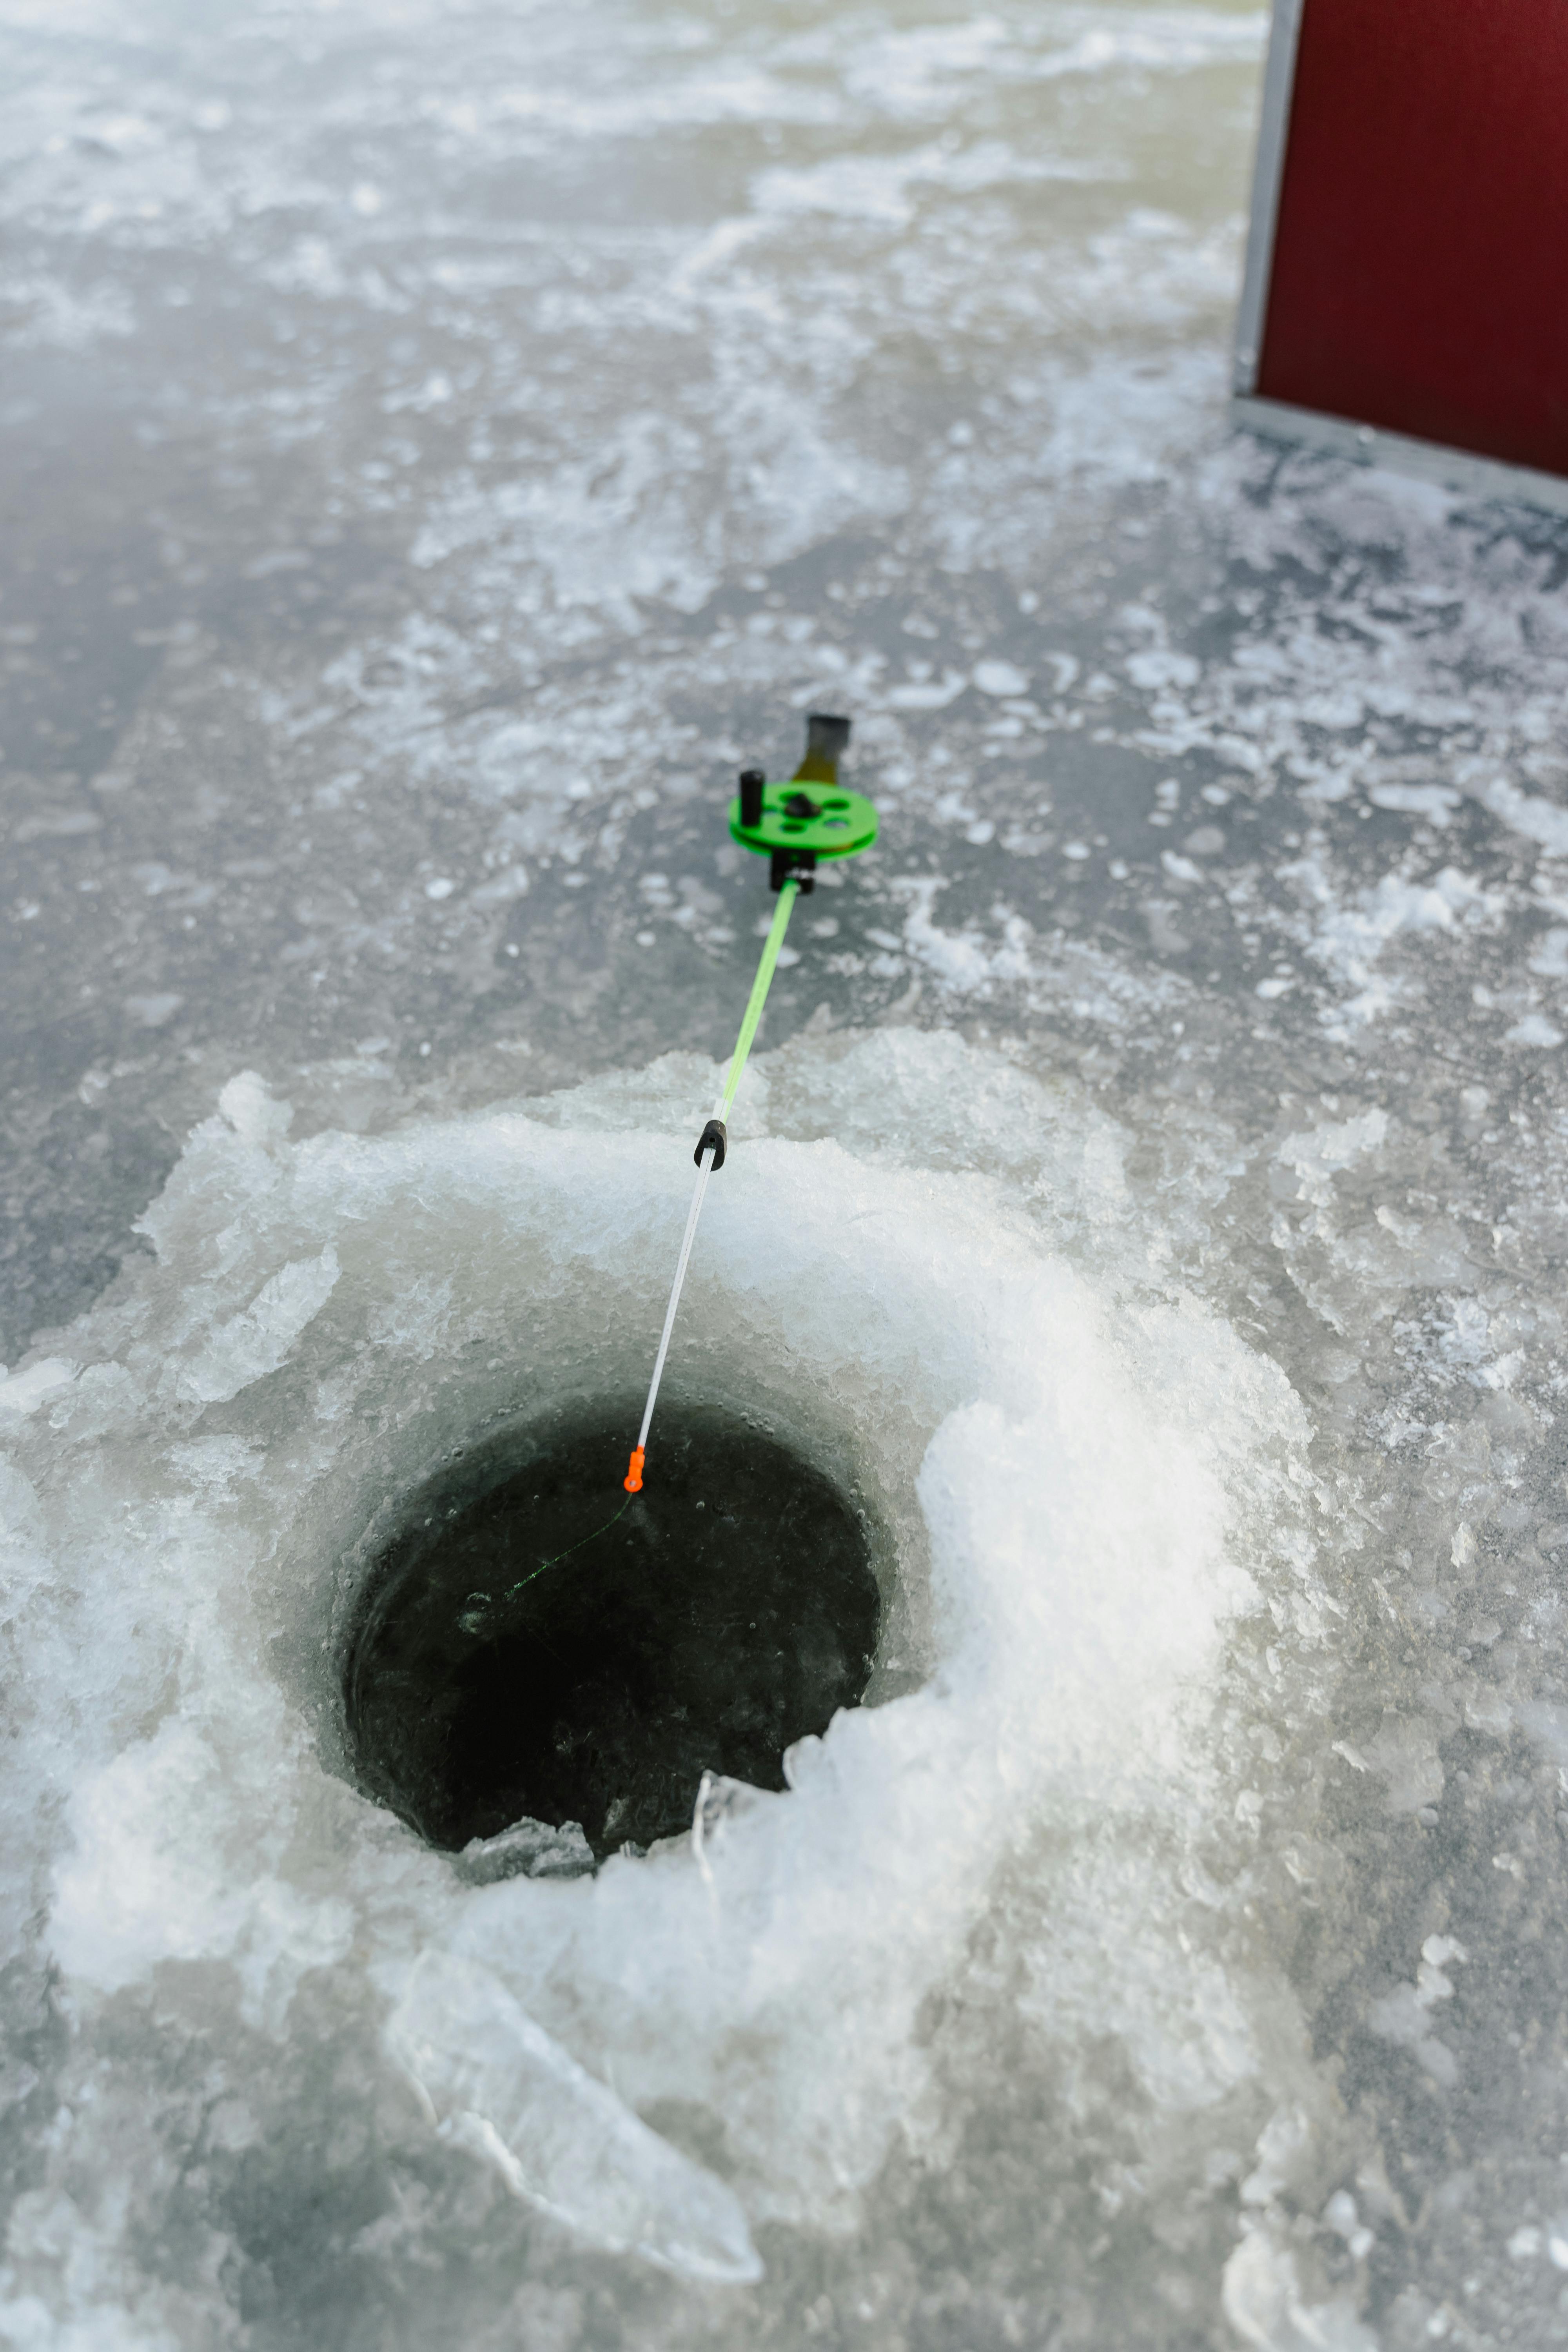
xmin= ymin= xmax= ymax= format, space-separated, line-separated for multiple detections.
xmin=386 ymin=1949 xmax=763 ymax=2283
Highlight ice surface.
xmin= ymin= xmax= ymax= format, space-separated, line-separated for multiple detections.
xmin=6 ymin=0 xmax=1568 ymax=2340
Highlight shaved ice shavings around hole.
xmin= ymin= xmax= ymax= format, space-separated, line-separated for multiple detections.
xmin=12 ymin=1031 xmax=1319 ymax=2308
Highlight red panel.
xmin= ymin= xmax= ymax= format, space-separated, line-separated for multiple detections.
xmin=1257 ymin=0 xmax=1568 ymax=477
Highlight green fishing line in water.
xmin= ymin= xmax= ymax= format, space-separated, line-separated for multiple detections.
xmin=499 ymin=1494 xmax=635 ymax=1606
xmin=457 ymin=1494 xmax=635 ymax=1640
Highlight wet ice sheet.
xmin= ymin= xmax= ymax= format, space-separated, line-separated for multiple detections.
xmin=0 ymin=0 xmax=1265 ymax=1343
xmin=6 ymin=0 xmax=1568 ymax=2345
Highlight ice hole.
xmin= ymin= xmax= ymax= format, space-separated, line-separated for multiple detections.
xmin=342 ymin=1403 xmax=881 ymax=1859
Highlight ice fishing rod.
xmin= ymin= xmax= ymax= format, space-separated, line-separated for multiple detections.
xmin=623 ymin=712 xmax=878 ymax=1494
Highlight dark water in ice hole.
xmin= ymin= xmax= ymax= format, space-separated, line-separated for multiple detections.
xmin=343 ymin=1408 xmax=882 ymax=1858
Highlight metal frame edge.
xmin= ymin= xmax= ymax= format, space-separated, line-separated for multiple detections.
xmin=1233 ymin=0 xmax=1304 ymax=397
xmin=1232 ymin=394 xmax=1568 ymax=519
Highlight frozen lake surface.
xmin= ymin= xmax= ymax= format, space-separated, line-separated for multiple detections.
xmin=4 ymin=3 xmax=1568 ymax=2346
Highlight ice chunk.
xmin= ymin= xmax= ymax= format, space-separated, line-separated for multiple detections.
xmin=1504 ymin=1012 xmax=1564 ymax=1048
xmin=1364 ymin=1935 xmax=1466 ymax=2089
xmin=1360 ymin=1710 xmax=1443 ymax=1815
xmin=0 ymin=1359 xmax=77 ymax=1415
xmin=1222 ymin=2232 xmax=1377 ymax=2351
xmin=971 ymin=659 xmax=1029 ymax=696
xmin=218 ymin=1068 xmax=294 ymax=1149
xmin=1516 ymin=1699 xmax=1568 ymax=1768
xmin=177 ymin=1243 xmax=341 ymax=1403
xmin=387 ymin=1951 xmax=762 ymax=2284
xmin=452 ymin=1816 xmax=596 ymax=1886
xmin=1274 ymin=1109 xmax=1387 ymax=1208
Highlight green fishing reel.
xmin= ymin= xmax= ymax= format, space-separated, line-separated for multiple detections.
xmin=728 ymin=711 xmax=878 ymax=891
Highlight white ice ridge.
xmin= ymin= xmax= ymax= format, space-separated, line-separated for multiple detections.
xmin=5 ymin=1030 xmax=1322 ymax=2288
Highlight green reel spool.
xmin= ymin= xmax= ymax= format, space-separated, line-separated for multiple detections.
xmin=726 ymin=780 xmax=879 ymax=862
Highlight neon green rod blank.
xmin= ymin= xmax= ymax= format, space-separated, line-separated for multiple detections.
xmin=719 ymin=876 xmax=799 ymax=1119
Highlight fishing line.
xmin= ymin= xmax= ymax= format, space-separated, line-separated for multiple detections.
xmin=501 ymin=1494 xmax=635 ymax=1606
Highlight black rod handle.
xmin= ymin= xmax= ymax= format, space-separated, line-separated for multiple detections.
xmin=739 ymin=766 xmax=764 ymax=829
